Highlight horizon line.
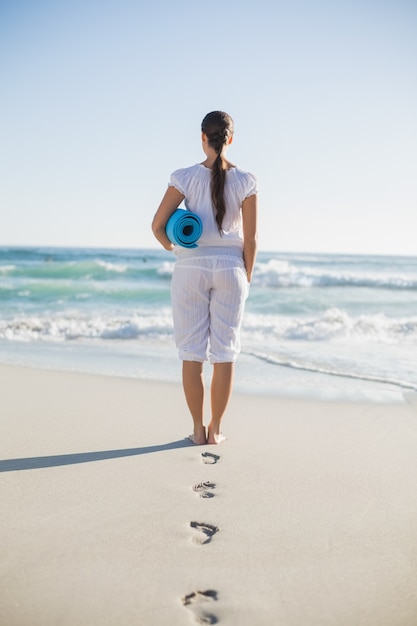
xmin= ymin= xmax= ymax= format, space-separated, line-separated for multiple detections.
xmin=0 ymin=243 xmax=416 ymax=259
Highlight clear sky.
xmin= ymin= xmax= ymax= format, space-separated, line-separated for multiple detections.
xmin=1 ymin=0 xmax=416 ymax=255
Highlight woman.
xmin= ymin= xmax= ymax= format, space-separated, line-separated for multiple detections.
xmin=152 ymin=111 xmax=258 ymax=445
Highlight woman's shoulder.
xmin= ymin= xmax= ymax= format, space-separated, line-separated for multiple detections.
xmin=229 ymin=165 xmax=257 ymax=180
xmin=171 ymin=163 xmax=206 ymax=179
xmin=226 ymin=166 xmax=258 ymax=199
xmin=169 ymin=164 xmax=209 ymax=195
xmin=228 ymin=166 xmax=258 ymax=190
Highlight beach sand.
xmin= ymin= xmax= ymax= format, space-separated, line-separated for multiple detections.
xmin=1 ymin=364 xmax=417 ymax=625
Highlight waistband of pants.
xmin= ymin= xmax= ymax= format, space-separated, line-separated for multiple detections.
xmin=174 ymin=246 xmax=243 ymax=260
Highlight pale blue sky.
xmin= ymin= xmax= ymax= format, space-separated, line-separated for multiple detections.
xmin=1 ymin=0 xmax=416 ymax=254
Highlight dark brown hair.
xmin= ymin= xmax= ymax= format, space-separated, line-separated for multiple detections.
xmin=201 ymin=111 xmax=234 ymax=233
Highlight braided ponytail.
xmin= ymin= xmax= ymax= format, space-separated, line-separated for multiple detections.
xmin=201 ymin=111 xmax=234 ymax=233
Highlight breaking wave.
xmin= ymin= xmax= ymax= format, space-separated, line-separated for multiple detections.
xmin=242 ymin=308 xmax=417 ymax=344
xmin=255 ymin=259 xmax=417 ymax=290
xmin=1 ymin=308 xmax=416 ymax=345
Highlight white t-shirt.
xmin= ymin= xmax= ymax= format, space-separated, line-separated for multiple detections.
xmin=169 ymin=163 xmax=257 ymax=251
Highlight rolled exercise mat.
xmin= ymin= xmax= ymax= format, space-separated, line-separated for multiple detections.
xmin=165 ymin=209 xmax=203 ymax=248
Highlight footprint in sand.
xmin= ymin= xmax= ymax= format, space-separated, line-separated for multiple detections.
xmin=201 ymin=452 xmax=220 ymax=465
xmin=190 ymin=521 xmax=219 ymax=545
xmin=182 ymin=589 xmax=219 ymax=624
xmin=193 ymin=481 xmax=216 ymax=498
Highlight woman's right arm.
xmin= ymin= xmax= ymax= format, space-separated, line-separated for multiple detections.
xmin=151 ymin=186 xmax=185 ymax=251
xmin=242 ymin=193 xmax=258 ymax=282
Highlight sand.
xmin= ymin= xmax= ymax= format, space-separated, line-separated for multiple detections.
xmin=1 ymin=363 xmax=417 ymax=625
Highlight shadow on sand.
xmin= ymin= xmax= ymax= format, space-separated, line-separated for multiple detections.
xmin=0 ymin=439 xmax=193 ymax=473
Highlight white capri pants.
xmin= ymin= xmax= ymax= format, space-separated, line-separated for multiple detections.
xmin=171 ymin=250 xmax=249 ymax=363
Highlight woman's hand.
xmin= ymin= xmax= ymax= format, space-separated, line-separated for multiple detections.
xmin=152 ymin=187 xmax=185 ymax=250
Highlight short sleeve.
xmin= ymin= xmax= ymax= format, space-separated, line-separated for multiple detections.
xmin=243 ymin=172 xmax=258 ymax=199
xmin=168 ymin=169 xmax=186 ymax=196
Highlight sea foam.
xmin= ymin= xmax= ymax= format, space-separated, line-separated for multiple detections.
xmin=255 ymin=259 xmax=417 ymax=289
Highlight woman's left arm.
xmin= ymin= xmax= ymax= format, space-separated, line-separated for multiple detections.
xmin=151 ymin=186 xmax=185 ymax=251
xmin=242 ymin=193 xmax=258 ymax=282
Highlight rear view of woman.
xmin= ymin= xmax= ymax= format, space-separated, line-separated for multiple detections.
xmin=152 ymin=111 xmax=258 ymax=444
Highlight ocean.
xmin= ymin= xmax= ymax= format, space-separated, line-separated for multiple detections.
xmin=1 ymin=246 xmax=416 ymax=400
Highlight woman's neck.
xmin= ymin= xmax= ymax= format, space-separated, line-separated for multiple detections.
xmin=201 ymin=155 xmax=235 ymax=170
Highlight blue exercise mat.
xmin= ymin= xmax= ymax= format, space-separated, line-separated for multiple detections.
xmin=165 ymin=209 xmax=203 ymax=248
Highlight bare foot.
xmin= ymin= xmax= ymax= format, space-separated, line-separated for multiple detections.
xmin=207 ymin=432 xmax=226 ymax=445
xmin=188 ymin=428 xmax=207 ymax=445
